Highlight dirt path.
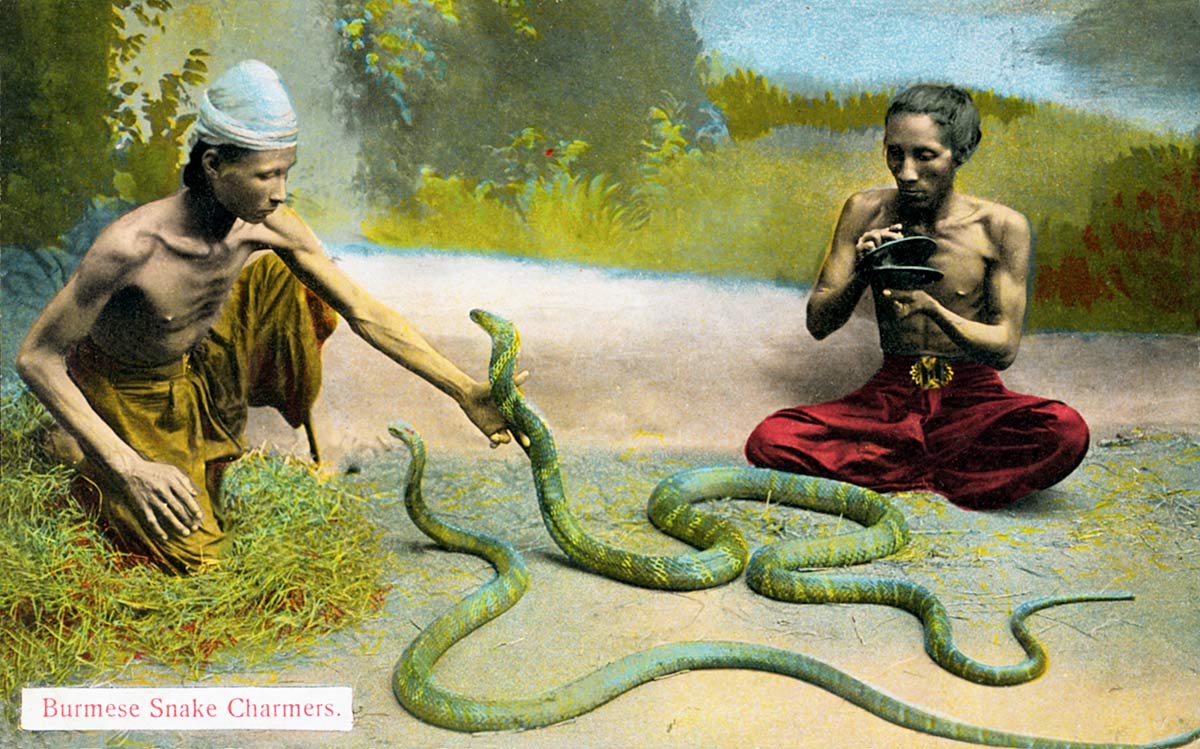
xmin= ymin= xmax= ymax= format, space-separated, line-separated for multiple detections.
xmin=250 ymin=248 xmax=1199 ymax=463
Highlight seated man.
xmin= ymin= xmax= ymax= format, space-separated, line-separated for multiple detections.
xmin=744 ymin=83 xmax=1088 ymax=510
xmin=17 ymin=60 xmax=523 ymax=573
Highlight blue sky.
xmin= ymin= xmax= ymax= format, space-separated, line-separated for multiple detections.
xmin=690 ymin=0 xmax=1194 ymax=133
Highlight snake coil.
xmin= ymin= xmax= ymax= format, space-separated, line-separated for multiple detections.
xmin=386 ymin=309 xmax=1199 ymax=748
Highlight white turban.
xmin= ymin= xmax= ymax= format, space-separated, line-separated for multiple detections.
xmin=194 ymin=60 xmax=298 ymax=150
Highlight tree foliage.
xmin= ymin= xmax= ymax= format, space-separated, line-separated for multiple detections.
xmin=109 ymin=0 xmax=210 ymax=205
xmin=2 ymin=0 xmax=117 ymax=248
xmin=330 ymin=0 xmax=708 ymax=206
xmin=1 ymin=0 xmax=207 ymax=249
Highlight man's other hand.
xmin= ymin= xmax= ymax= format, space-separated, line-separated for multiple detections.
xmin=119 ymin=458 xmax=204 ymax=541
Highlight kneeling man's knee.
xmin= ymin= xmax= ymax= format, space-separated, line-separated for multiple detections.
xmin=1051 ymin=402 xmax=1090 ymax=465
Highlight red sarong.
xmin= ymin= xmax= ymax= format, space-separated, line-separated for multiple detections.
xmin=743 ymin=356 xmax=1089 ymax=509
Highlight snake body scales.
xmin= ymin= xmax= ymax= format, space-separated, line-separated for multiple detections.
xmin=387 ymin=309 xmax=1199 ymax=748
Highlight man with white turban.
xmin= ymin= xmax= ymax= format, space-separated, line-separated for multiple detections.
xmin=18 ymin=60 xmax=525 ymax=573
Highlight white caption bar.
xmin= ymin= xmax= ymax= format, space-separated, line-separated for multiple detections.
xmin=22 ymin=686 xmax=353 ymax=731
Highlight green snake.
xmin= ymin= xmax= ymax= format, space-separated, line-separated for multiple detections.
xmin=386 ymin=309 xmax=1200 ymax=748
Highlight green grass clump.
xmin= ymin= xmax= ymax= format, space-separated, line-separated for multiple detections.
xmin=0 ymin=387 xmax=393 ymax=723
xmin=362 ymin=127 xmax=888 ymax=285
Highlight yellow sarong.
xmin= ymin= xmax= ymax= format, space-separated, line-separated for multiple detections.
xmin=68 ymin=254 xmax=338 ymax=574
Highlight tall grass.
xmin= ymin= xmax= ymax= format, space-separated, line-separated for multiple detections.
xmin=364 ymin=126 xmax=889 ymax=284
xmin=365 ymin=171 xmax=533 ymax=254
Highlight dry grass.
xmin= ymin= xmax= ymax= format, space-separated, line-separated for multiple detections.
xmin=0 ymin=388 xmax=394 ymax=723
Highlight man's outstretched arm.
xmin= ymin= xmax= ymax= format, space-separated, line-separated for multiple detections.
xmin=261 ymin=207 xmax=527 ymax=447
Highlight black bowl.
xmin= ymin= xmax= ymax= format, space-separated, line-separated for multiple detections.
xmin=857 ymin=235 xmax=938 ymax=271
xmin=866 ymin=264 xmax=944 ymax=289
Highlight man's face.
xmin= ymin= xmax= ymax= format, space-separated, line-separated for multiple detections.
xmin=883 ymin=113 xmax=957 ymax=211
xmin=206 ymin=147 xmax=297 ymax=223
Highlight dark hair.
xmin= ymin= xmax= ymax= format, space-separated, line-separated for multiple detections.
xmin=885 ymin=84 xmax=982 ymax=165
xmin=181 ymin=140 xmax=253 ymax=190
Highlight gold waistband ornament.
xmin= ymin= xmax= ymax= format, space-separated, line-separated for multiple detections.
xmin=910 ymin=356 xmax=954 ymax=390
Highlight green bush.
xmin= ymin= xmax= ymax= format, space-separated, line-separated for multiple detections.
xmin=364 ymin=169 xmax=533 ymax=252
xmin=331 ymin=0 xmax=709 ymax=207
xmin=1 ymin=0 xmax=116 ymax=248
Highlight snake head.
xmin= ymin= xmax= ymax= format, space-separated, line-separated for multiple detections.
xmin=469 ymin=307 xmax=522 ymax=392
xmin=469 ymin=308 xmax=503 ymax=333
xmin=388 ymin=421 xmax=425 ymax=459
xmin=470 ymin=309 xmax=519 ymax=345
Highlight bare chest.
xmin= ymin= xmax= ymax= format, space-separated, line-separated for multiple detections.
xmin=139 ymin=243 xmax=253 ymax=319
xmin=869 ymin=204 xmax=999 ymax=309
xmin=923 ymin=234 xmax=996 ymax=311
xmin=91 ymin=243 xmax=257 ymax=362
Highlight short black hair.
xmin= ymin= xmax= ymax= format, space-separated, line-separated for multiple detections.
xmin=181 ymin=140 xmax=254 ymax=190
xmin=885 ymin=84 xmax=982 ymax=165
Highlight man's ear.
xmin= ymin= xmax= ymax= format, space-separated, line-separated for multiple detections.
xmin=201 ymin=147 xmax=221 ymax=177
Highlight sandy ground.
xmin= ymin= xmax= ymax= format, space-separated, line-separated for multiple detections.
xmin=9 ymin=248 xmax=1200 ymax=749
xmin=257 ymin=248 xmax=1200 ymax=461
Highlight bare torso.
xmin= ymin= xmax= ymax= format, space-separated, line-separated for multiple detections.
xmin=88 ymin=195 xmax=261 ymax=366
xmin=851 ymin=189 xmax=1013 ymax=358
xmin=16 ymin=159 xmax=518 ymax=547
